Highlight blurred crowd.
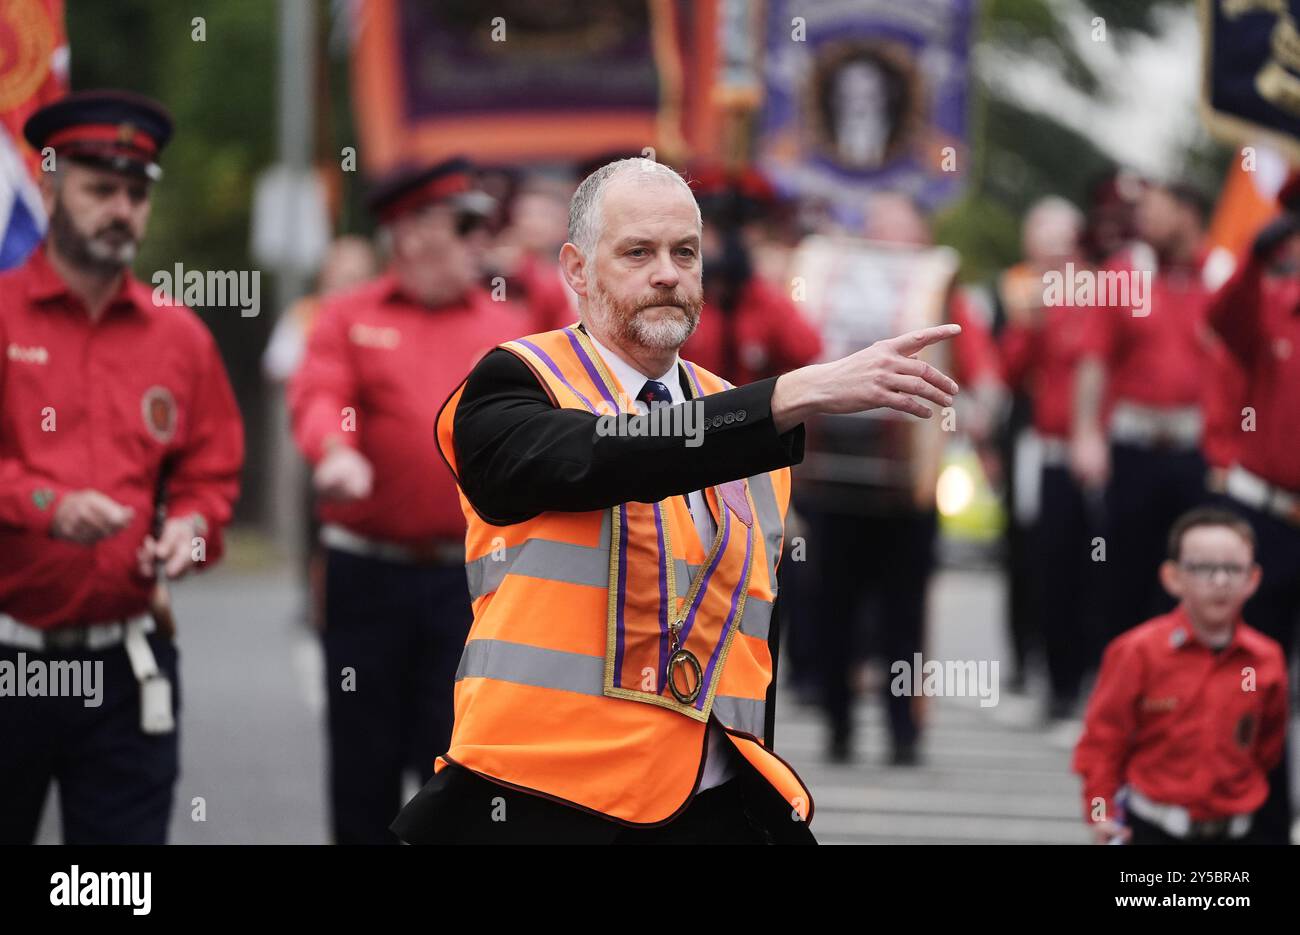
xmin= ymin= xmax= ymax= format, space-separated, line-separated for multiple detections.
xmin=266 ymin=153 xmax=1297 ymax=844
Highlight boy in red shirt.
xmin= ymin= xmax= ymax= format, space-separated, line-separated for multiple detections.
xmin=1073 ymin=508 xmax=1288 ymax=844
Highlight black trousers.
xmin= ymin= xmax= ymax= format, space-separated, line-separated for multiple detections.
xmin=1000 ymin=410 xmax=1038 ymax=690
xmin=0 ymin=634 xmax=180 ymax=844
xmin=1100 ymin=444 xmax=1210 ymax=648
xmin=1034 ymin=465 xmax=1102 ymax=707
xmin=322 ymin=548 xmax=473 ymax=845
xmin=805 ymin=506 xmax=937 ymax=752
xmin=392 ymin=752 xmax=818 ymax=844
xmin=1212 ymin=495 xmax=1300 ymax=846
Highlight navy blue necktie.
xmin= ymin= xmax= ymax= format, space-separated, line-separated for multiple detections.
xmin=636 ymin=380 xmax=694 ymax=520
xmin=636 ymin=380 xmax=673 ymax=410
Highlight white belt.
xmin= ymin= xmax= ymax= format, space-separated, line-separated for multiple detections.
xmin=1039 ymin=435 xmax=1070 ymax=468
xmin=0 ymin=612 xmax=154 ymax=652
xmin=1126 ymin=787 xmax=1253 ymax=840
xmin=0 ymin=611 xmax=174 ymax=734
xmin=1224 ymin=464 xmax=1300 ymax=525
xmin=320 ymin=523 xmax=464 ymax=565
xmin=1109 ymin=402 xmax=1202 ymax=450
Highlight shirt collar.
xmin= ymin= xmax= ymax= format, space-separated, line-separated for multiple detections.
xmin=1168 ymin=604 xmax=1247 ymax=656
xmin=379 ymin=268 xmax=478 ymax=310
xmin=26 ymin=245 xmax=144 ymax=316
xmin=585 ymin=329 xmax=683 ymax=403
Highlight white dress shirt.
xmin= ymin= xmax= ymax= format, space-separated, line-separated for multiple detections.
xmin=587 ymin=333 xmax=737 ymax=791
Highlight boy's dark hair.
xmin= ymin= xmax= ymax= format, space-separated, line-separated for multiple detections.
xmin=1167 ymin=507 xmax=1256 ymax=562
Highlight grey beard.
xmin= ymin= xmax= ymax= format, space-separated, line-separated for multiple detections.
xmin=626 ymin=309 xmax=697 ymax=349
xmin=589 ymin=287 xmax=700 ymax=352
xmin=49 ymin=204 xmax=135 ymax=275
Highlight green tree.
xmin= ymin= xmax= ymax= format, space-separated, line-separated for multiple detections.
xmin=937 ymin=0 xmax=1231 ymax=281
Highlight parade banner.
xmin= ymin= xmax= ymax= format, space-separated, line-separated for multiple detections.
xmin=757 ymin=0 xmax=974 ymax=217
xmin=350 ymin=0 xmax=720 ymax=174
xmin=1201 ymin=0 xmax=1300 ymax=160
xmin=790 ymin=236 xmax=958 ymax=505
xmin=0 ymin=0 xmax=66 ymax=269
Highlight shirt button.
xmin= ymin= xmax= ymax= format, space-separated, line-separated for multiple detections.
xmin=735 ymin=409 xmax=747 ymax=422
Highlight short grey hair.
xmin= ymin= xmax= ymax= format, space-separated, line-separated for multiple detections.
xmin=1023 ymin=195 xmax=1084 ymax=233
xmin=567 ymin=158 xmax=701 ymax=257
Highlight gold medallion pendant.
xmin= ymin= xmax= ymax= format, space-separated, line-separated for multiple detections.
xmin=666 ymin=648 xmax=703 ymax=705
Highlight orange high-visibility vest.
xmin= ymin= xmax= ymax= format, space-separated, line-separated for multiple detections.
xmin=434 ymin=325 xmax=812 ymax=826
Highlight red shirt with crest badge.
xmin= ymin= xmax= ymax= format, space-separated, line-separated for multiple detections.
xmin=0 ymin=247 xmax=244 ymax=629
xmin=289 ymin=274 xmax=529 ymax=543
xmin=1072 ymin=607 xmax=1287 ymax=822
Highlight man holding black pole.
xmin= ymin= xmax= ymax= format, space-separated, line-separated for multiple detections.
xmin=0 ymin=90 xmax=244 ymax=844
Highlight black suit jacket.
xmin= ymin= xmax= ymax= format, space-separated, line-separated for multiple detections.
xmin=392 ymin=343 xmax=808 ymax=843
xmin=450 ymin=346 xmax=804 ymax=524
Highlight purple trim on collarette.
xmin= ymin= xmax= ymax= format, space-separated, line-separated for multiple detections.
xmin=682 ymin=360 xmax=705 ymax=398
xmin=678 ymin=507 xmax=729 ymax=648
xmin=514 ymin=338 xmax=599 ymax=414
xmin=613 ymin=504 xmax=629 ymax=683
xmin=698 ymin=524 xmax=752 ymax=709
xmin=653 ymin=503 xmax=670 ymax=686
xmin=564 ymin=328 xmax=618 ymax=410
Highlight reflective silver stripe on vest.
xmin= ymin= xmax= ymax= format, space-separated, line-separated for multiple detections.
xmin=466 ymin=511 xmax=703 ymax=602
xmin=747 ymin=471 xmax=785 ymax=586
xmin=455 ymin=638 xmax=765 ymax=733
xmin=467 ymin=539 xmax=613 ymax=599
xmin=712 ymin=694 xmax=765 ymax=737
xmin=466 ymin=540 xmax=766 ymax=638
xmin=738 ymin=596 xmax=771 ymax=642
xmin=467 ymin=511 xmax=607 ymax=600
xmin=456 ymin=638 xmax=603 ymax=695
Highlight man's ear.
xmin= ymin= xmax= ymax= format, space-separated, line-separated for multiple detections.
xmin=1158 ymin=560 xmax=1183 ymax=600
xmin=559 ymin=242 xmax=589 ymax=298
xmin=38 ymin=171 xmax=58 ymax=219
xmin=387 ymin=216 xmax=416 ymax=261
xmin=1243 ymin=563 xmax=1262 ymax=602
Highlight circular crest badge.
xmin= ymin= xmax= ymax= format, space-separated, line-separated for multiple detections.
xmin=141 ymin=385 xmax=177 ymax=444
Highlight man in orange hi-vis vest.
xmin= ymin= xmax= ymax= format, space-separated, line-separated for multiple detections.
xmin=391 ymin=158 xmax=962 ymax=844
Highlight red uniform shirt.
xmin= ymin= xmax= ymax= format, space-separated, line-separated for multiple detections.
xmin=0 ymin=247 xmax=244 ymax=629
xmin=947 ymin=290 xmax=1000 ymax=387
xmin=1200 ymin=345 xmax=1248 ymax=471
xmin=1000 ymin=303 xmax=1092 ymax=438
xmin=1072 ymin=607 xmax=1287 ymax=822
xmin=289 ymin=275 xmax=528 ymax=543
xmin=511 ymin=253 xmax=575 ymax=333
xmin=1207 ymin=254 xmax=1300 ymax=489
xmin=681 ymin=277 xmax=822 ymax=386
xmin=1080 ymin=251 xmax=1217 ymax=410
